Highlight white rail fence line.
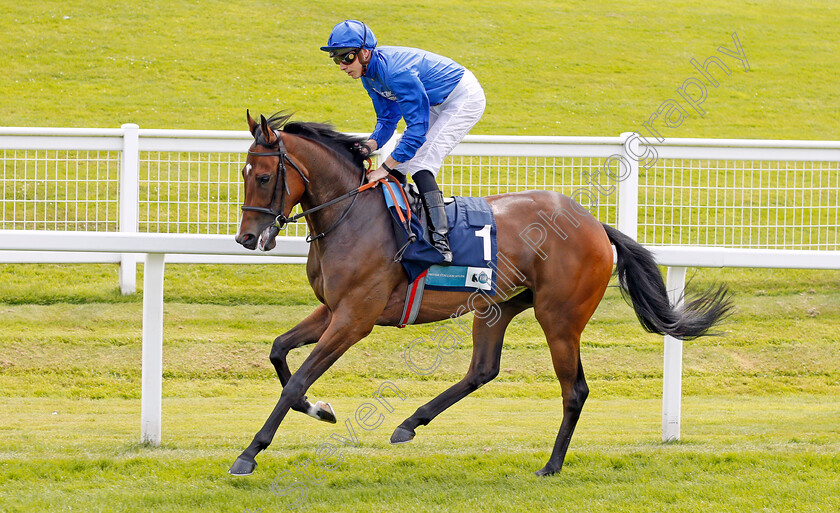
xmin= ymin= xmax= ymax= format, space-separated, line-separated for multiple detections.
xmin=0 ymin=231 xmax=307 ymax=446
xmin=2 ymin=126 xmax=840 ymax=445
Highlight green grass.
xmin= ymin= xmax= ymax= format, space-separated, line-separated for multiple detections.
xmin=2 ymin=1 xmax=840 ymax=511
xmin=3 ymin=0 xmax=838 ymax=139
xmin=1 ymin=265 xmax=839 ymax=511
xmin=1 ymin=395 xmax=838 ymax=512
xmin=5 ymin=0 xmax=838 ymax=247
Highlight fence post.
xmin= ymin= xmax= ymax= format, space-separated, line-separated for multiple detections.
xmin=141 ymin=252 xmax=165 ymax=446
xmin=119 ymin=123 xmax=140 ymax=295
xmin=617 ymin=132 xmax=639 ymax=240
xmin=662 ymin=265 xmax=687 ymax=441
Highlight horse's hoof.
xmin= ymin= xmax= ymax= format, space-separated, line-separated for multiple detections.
xmin=390 ymin=426 xmax=416 ymax=444
xmin=534 ymin=465 xmax=559 ymax=477
xmin=313 ymin=401 xmax=337 ymax=424
xmin=228 ymin=457 xmax=257 ymax=476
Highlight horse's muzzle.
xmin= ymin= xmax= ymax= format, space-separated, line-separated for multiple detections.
xmin=258 ymin=225 xmax=280 ymax=251
xmin=235 ymin=231 xmax=258 ymax=250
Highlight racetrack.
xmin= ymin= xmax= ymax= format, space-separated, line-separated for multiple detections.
xmin=2 ymin=0 xmax=839 ymax=511
xmin=1 ymin=265 xmax=838 ymax=511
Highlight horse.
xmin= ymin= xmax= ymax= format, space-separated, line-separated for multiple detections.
xmin=231 ymin=111 xmax=731 ymax=477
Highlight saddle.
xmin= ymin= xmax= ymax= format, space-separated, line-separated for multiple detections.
xmin=380 ymin=182 xmax=499 ymax=326
xmin=389 ymin=183 xmax=454 ymax=252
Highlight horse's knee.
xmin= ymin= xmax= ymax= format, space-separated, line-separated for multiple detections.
xmin=269 ymin=349 xmax=286 ymax=369
xmin=269 ymin=336 xmax=291 ymax=367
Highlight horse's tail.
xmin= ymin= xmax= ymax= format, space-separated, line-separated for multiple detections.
xmin=602 ymin=223 xmax=732 ymax=340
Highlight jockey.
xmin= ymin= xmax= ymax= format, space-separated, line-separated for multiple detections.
xmin=321 ymin=20 xmax=486 ymax=264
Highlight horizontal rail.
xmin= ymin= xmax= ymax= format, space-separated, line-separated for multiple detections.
xmin=0 ymin=127 xmax=127 ymax=137
xmin=0 ymin=135 xmax=125 ymax=151
xmin=4 ymin=127 xmax=839 ymax=158
xmin=3 ymin=127 xmax=838 ymax=147
xmin=649 ymin=246 xmax=840 ymax=269
xmin=0 ymin=231 xmax=308 ymax=257
xmin=0 ymin=251 xmax=306 ymax=265
xmin=2 ymin=231 xmax=838 ymax=270
xmin=650 ymin=145 xmax=840 ymax=162
xmin=648 ymin=137 xmax=840 ymax=149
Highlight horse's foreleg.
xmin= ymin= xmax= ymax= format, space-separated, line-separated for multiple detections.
xmin=269 ymin=304 xmax=336 ymax=423
xmin=229 ymin=315 xmax=374 ymax=476
xmin=391 ymin=300 xmax=529 ymax=444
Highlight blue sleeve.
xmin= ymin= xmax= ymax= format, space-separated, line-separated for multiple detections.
xmin=362 ymin=80 xmax=401 ymax=149
xmin=388 ymin=69 xmax=429 ymax=163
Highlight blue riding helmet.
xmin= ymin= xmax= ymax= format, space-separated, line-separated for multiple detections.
xmin=320 ymin=20 xmax=377 ymax=52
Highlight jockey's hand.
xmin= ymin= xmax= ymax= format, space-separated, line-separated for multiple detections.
xmin=353 ymin=141 xmax=372 ymax=158
xmin=366 ymin=166 xmax=389 ymax=182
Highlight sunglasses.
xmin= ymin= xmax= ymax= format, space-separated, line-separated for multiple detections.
xmin=332 ymin=50 xmax=359 ymax=65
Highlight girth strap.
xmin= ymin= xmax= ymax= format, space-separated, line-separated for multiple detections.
xmin=398 ymin=269 xmax=427 ymax=327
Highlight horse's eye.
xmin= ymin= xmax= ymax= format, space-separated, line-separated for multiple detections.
xmin=257 ymin=174 xmax=271 ymax=185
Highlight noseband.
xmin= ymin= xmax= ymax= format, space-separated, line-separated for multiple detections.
xmin=240 ymin=130 xmax=309 ymax=231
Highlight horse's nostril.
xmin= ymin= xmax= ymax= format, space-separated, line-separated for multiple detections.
xmin=237 ymin=233 xmax=257 ymax=249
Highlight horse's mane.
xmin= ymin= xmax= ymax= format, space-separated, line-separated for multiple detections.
xmin=265 ymin=111 xmax=367 ymax=170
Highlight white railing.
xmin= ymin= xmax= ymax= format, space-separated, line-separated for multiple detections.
xmin=2 ymin=126 xmax=839 ymax=445
xmin=0 ymin=230 xmax=307 ymax=446
xmin=4 ymin=126 xmax=838 ymax=255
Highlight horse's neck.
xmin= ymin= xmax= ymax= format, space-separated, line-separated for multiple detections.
xmin=284 ymin=136 xmax=398 ymax=300
xmin=286 ymin=135 xmax=373 ymax=239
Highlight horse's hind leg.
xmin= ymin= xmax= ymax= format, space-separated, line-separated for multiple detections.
xmin=391 ymin=297 xmax=531 ymax=444
xmin=533 ymin=312 xmax=590 ymax=476
xmin=536 ymin=351 xmax=588 ymax=476
xmin=268 ymin=304 xmax=336 ymax=423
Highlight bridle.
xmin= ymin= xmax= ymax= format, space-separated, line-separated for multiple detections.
xmin=240 ymin=129 xmax=371 ymax=242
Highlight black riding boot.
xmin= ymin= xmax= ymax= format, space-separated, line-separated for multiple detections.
xmin=421 ymin=190 xmax=453 ymax=264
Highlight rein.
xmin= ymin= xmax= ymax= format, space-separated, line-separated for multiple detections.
xmin=241 ymin=131 xmax=411 ymax=243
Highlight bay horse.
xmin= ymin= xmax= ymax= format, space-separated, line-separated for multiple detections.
xmin=231 ymin=111 xmax=731 ymax=477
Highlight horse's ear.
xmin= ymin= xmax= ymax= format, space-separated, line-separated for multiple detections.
xmin=259 ymin=115 xmax=277 ymax=144
xmin=246 ymin=109 xmax=258 ymax=136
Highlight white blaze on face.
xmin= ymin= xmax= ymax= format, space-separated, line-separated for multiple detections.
xmin=245 ymin=163 xmax=252 ymax=177
xmin=235 ymin=209 xmax=246 ymax=240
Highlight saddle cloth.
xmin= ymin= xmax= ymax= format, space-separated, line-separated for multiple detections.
xmin=381 ymin=181 xmax=498 ymax=296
